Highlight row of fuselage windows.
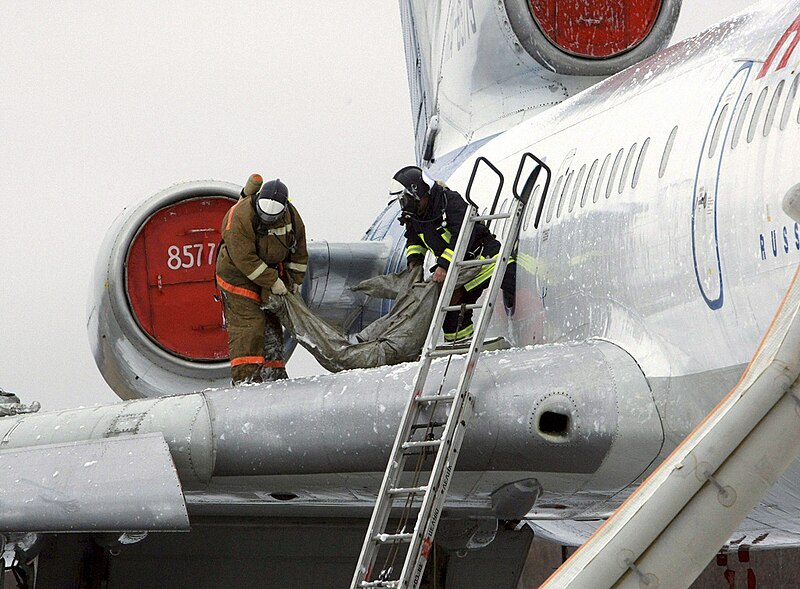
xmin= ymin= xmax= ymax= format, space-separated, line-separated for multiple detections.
xmin=708 ymin=71 xmax=800 ymax=157
xmin=516 ymin=70 xmax=800 ymax=232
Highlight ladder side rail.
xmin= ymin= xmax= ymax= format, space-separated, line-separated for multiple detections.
xmin=386 ymin=206 xmax=481 ymax=469
xmin=445 ymin=195 xmax=525 ymax=394
xmin=464 ymin=156 xmax=505 ymax=228
xmin=401 ymin=394 xmax=476 ymax=588
xmin=399 ymin=206 xmax=480 ymax=449
xmin=415 ymin=207 xmax=480 ymax=363
xmin=350 ymin=206 xmax=480 ymax=588
xmin=350 ymin=375 xmax=437 ymax=584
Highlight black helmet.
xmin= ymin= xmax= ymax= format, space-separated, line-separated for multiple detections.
xmin=389 ymin=166 xmax=431 ymax=214
xmin=255 ymin=179 xmax=288 ymax=226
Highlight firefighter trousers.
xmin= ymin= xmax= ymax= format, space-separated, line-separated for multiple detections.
xmin=221 ymin=290 xmax=288 ymax=384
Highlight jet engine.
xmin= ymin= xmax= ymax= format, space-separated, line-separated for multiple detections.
xmin=504 ymin=0 xmax=683 ymax=76
xmin=88 ymin=181 xmax=392 ymax=400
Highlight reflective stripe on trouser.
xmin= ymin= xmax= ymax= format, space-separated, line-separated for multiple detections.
xmin=220 ymin=290 xmax=287 ymax=384
xmin=443 ymin=322 xmax=475 ymax=342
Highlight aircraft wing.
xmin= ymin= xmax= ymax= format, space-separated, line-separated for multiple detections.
xmin=0 ymin=432 xmax=188 ymax=533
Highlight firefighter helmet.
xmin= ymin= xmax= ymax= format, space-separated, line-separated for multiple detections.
xmin=255 ymin=179 xmax=288 ymax=226
xmin=389 ymin=166 xmax=431 ymax=214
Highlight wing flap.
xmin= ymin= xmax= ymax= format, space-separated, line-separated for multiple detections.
xmin=0 ymin=432 xmax=188 ymax=532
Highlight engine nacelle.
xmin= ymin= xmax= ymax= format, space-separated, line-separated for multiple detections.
xmin=504 ymin=0 xmax=682 ymax=76
xmin=89 ymin=181 xmax=393 ymax=400
xmin=89 ymin=182 xmax=239 ymax=400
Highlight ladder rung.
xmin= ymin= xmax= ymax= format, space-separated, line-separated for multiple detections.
xmin=473 ymin=212 xmax=511 ymax=221
xmin=415 ymin=394 xmax=456 ymax=404
xmin=441 ymin=303 xmax=482 ymax=312
xmin=358 ymin=581 xmax=399 ymax=588
xmin=429 ymin=348 xmax=466 ymax=358
xmin=388 ymin=485 xmax=428 ymax=496
xmin=410 ymin=421 xmax=446 ymax=429
xmin=402 ymin=439 xmax=442 ymax=450
xmin=455 ymin=258 xmax=496 ymax=268
xmin=374 ymin=532 xmax=413 ymax=544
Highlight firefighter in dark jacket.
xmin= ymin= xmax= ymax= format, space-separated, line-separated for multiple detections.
xmin=390 ymin=165 xmax=515 ymax=343
xmin=216 ymin=178 xmax=308 ymax=384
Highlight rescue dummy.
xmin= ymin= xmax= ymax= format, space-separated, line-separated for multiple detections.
xmin=216 ymin=177 xmax=308 ymax=384
xmin=389 ymin=165 xmax=516 ymax=343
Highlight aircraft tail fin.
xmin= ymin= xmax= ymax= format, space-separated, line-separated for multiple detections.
xmin=399 ymin=0 xmax=682 ymax=167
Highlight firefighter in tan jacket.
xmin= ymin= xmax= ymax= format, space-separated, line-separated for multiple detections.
xmin=216 ymin=178 xmax=308 ymax=384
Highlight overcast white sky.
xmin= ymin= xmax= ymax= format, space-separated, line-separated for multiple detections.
xmin=0 ymin=1 xmax=757 ymax=411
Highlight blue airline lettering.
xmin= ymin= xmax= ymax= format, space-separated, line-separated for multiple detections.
xmin=758 ymin=223 xmax=800 ymax=260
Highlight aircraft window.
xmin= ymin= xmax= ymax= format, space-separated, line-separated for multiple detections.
xmin=731 ymin=93 xmax=752 ymax=149
xmin=708 ymin=103 xmax=729 ymax=159
xmin=747 ymin=86 xmax=769 ymax=143
xmin=523 ymin=183 xmax=543 ymax=231
xmin=619 ymin=142 xmax=637 ymax=194
xmin=594 ymin=154 xmax=611 ymax=204
xmin=659 ymin=126 xmax=678 ymax=178
xmin=607 ymin=148 xmax=624 ymax=199
xmin=632 ymin=137 xmax=650 ymax=189
xmin=569 ymin=164 xmax=586 ymax=213
xmin=581 ymin=159 xmax=598 ymax=208
xmin=557 ymin=169 xmax=574 ymax=218
xmin=781 ymin=74 xmax=800 ymax=130
xmin=547 ymin=174 xmax=564 ymax=223
xmin=798 ymin=90 xmax=800 ymax=124
xmin=764 ymin=80 xmax=784 ymax=137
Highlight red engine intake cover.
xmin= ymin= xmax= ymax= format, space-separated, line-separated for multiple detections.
xmin=126 ymin=196 xmax=235 ymax=361
xmin=529 ymin=0 xmax=662 ymax=58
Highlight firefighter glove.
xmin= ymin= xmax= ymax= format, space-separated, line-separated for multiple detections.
xmin=271 ymin=279 xmax=288 ymax=296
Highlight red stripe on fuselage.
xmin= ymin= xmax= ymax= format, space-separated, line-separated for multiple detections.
xmin=757 ymin=13 xmax=800 ymax=79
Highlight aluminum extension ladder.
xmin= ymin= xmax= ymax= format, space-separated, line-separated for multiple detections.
xmin=350 ymin=154 xmax=550 ymax=589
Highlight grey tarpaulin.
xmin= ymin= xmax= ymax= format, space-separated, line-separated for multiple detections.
xmin=264 ymin=266 xmax=480 ymax=372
